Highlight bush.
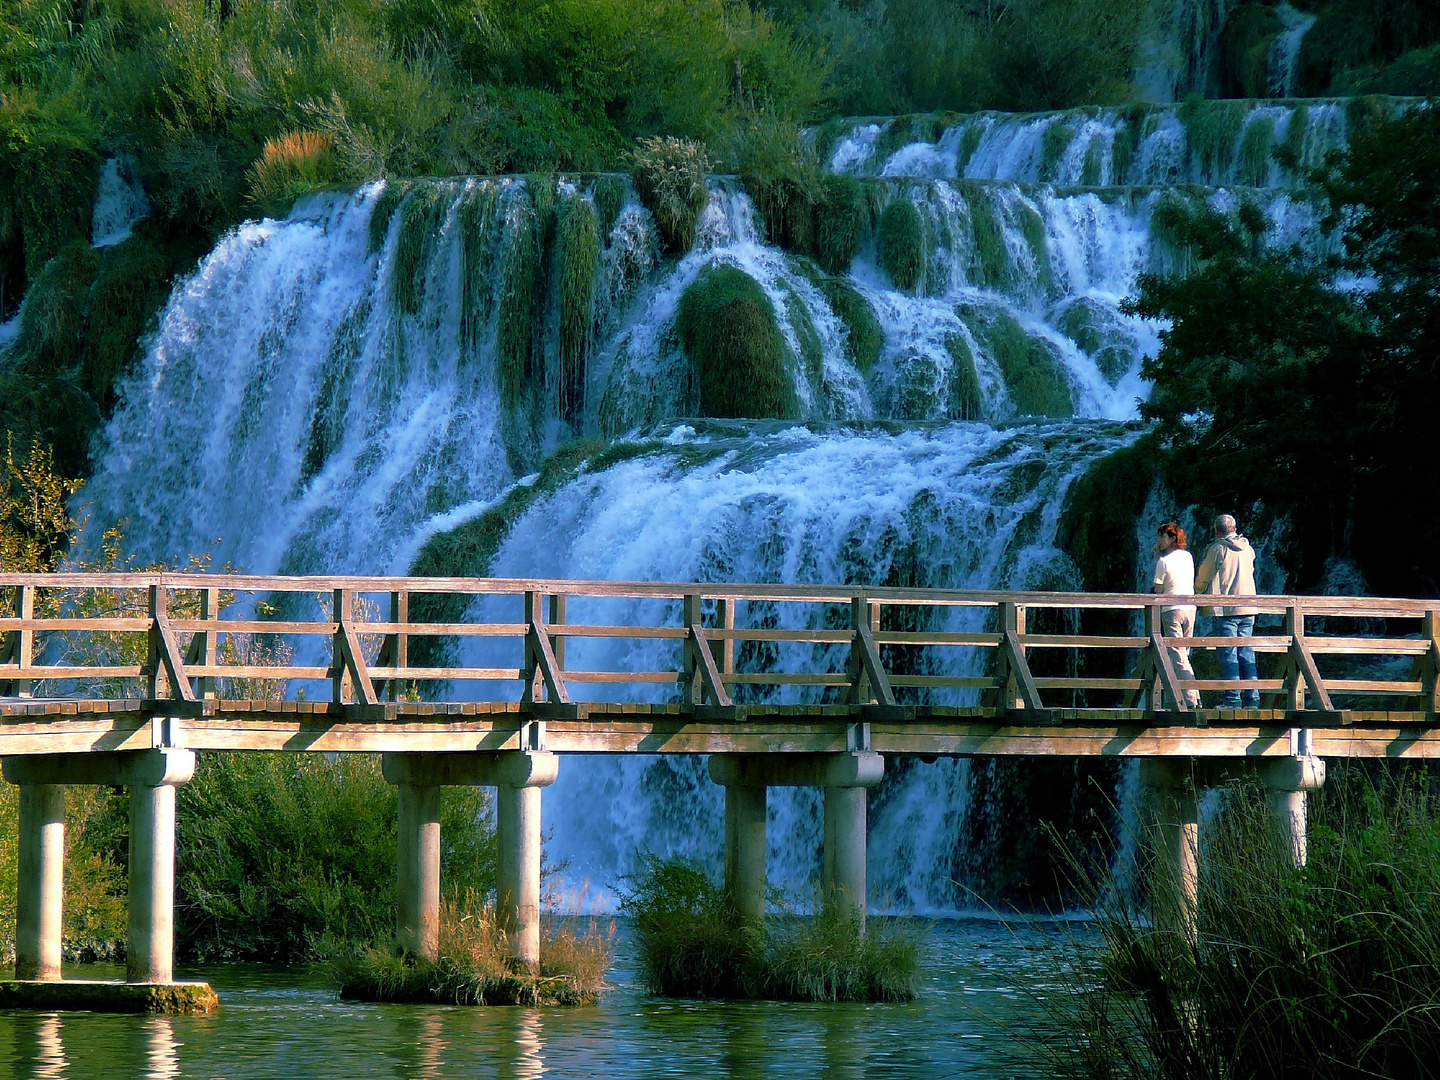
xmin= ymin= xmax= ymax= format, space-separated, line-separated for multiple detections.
xmin=175 ymin=752 xmax=496 ymax=962
xmin=675 ymin=263 xmax=797 ymax=419
xmin=327 ymin=892 xmax=613 ymax=1006
xmin=812 ymin=174 xmax=868 ymax=274
xmin=878 ymin=196 xmax=924 ymax=293
xmin=630 ymin=136 xmax=711 ymax=255
xmin=247 ymin=131 xmax=339 ymax=218
xmin=618 ymin=853 xmax=921 ymax=1002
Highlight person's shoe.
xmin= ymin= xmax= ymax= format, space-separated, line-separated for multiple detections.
xmin=1241 ymin=693 xmax=1260 ymax=709
xmin=1221 ymin=692 xmax=1242 ymax=709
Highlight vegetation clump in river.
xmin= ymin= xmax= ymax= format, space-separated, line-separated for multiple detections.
xmin=327 ymin=895 xmax=614 ymax=1006
xmin=619 ymin=854 xmax=921 ymax=1002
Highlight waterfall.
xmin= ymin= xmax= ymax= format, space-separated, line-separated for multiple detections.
xmin=91 ymin=156 xmax=151 ymax=249
xmin=78 ymin=88 xmax=1337 ymax=912
xmin=1268 ymin=3 xmax=1318 ymax=99
xmin=1134 ymin=0 xmax=1239 ymax=102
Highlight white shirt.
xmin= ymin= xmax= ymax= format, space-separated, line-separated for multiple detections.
xmin=1153 ymin=549 xmax=1197 ymax=618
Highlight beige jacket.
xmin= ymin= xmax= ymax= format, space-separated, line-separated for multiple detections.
xmin=1194 ymin=535 xmax=1258 ymax=617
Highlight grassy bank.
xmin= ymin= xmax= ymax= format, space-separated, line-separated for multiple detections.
xmin=1044 ymin=767 xmax=1440 ymax=1080
xmin=327 ymin=895 xmax=613 ymax=1006
xmin=619 ymin=854 xmax=921 ymax=1002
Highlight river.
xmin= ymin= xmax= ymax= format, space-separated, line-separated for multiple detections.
xmin=0 ymin=919 xmax=1093 ymax=1079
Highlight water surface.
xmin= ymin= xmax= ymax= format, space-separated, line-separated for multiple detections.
xmin=0 ymin=920 xmax=1089 ymax=1079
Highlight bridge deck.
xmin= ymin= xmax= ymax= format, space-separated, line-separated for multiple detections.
xmin=0 ymin=573 xmax=1436 ymax=761
xmin=1 ymin=698 xmax=1435 ymax=757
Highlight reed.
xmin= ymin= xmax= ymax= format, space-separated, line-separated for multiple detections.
xmin=1041 ymin=768 xmax=1440 ymax=1080
xmin=619 ymin=853 xmax=921 ymax=1002
xmin=327 ymin=893 xmax=613 ymax=1006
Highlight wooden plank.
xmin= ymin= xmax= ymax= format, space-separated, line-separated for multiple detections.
xmin=688 ymin=624 xmax=732 ymax=707
xmin=854 ymin=623 xmax=897 ymax=707
xmin=525 ymin=615 xmax=570 ymax=706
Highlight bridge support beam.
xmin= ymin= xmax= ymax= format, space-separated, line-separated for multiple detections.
xmin=709 ymin=752 xmax=884 ymax=927
xmin=127 ymin=750 xmax=195 ymax=984
xmin=381 ymin=751 xmax=558 ymax=970
xmin=1260 ymin=756 xmax=1325 ymax=868
xmin=14 ymin=784 xmax=65 ymax=981
xmin=1139 ymin=759 xmax=1199 ymax=946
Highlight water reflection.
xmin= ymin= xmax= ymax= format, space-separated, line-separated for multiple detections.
xmin=30 ymin=1013 xmax=68 ymax=1079
xmin=143 ymin=1016 xmax=179 ymax=1080
xmin=822 ymin=1006 xmax=866 ymax=1080
xmin=492 ymin=1008 xmax=544 ymax=1080
xmin=392 ymin=1013 xmax=445 ymax=1078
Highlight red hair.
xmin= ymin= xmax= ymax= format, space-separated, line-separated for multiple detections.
xmin=1157 ymin=521 xmax=1187 ymax=549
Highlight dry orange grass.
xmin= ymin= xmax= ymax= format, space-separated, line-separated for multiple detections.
xmin=248 ymin=131 xmax=338 ymax=214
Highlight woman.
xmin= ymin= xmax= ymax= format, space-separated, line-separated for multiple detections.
xmin=1152 ymin=522 xmax=1201 ymax=708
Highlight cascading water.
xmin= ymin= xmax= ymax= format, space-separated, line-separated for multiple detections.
xmin=80 ymin=94 xmax=1337 ymax=913
xmin=1268 ymin=3 xmax=1319 ymax=99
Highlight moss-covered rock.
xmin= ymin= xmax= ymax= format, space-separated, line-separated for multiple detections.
xmin=959 ymin=302 xmax=1073 ymax=418
xmin=557 ymin=192 xmax=599 ymax=425
xmin=391 ymin=181 xmax=449 ymax=316
xmin=591 ymin=174 xmax=626 ymax=235
xmin=368 ymin=180 xmax=411 ymax=254
xmin=944 ymin=333 xmax=982 ymax=420
xmin=497 ymin=185 xmax=539 ymax=410
xmin=1056 ymin=435 xmax=1159 ymax=592
xmin=878 ymin=196 xmax=924 ymax=293
xmin=1179 ymin=97 xmax=1250 ymax=181
xmin=1239 ymin=113 xmax=1276 ymax=186
xmin=676 ymin=264 xmax=797 ymax=419
xmin=817 ymin=277 xmax=882 ymax=375
xmin=1040 ymin=123 xmax=1076 ymax=181
xmin=1055 ymin=297 xmax=1134 ymax=385
xmin=813 ymin=174 xmax=867 ymax=274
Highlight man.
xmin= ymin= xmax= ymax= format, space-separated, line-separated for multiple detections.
xmin=1195 ymin=514 xmax=1259 ymax=709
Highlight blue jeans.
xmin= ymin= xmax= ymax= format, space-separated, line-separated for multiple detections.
xmin=1217 ymin=615 xmax=1258 ymax=708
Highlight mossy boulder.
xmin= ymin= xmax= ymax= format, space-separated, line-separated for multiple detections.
xmin=676 ymin=264 xmax=798 ymax=419
xmin=817 ymin=277 xmax=882 ymax=375
xmin=944 ymin=333 xmax=982 ymax=420
xmin=959 ymin=302 xmax=1073 ymax=418
xmin=812 ymin=175 xmax=868 ymax=274
xmin=1055 ymin=297 xmax=1134 ymax=386
xmin=878 ymin=196 xmax=924 ymax=293
xmin=1056 ymin=435 xmax=1160 ymax=592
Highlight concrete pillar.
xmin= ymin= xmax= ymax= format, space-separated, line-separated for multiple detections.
xmin=1139 ymin=760 xmax=1199 ymax=947
xmin=724 ymin=783 xmax=767 ymax=926
xmin=15 ymin=784 xmax=66 ymax=981
xmin=1261 ymin=756 xmax=1325 ymax=869
xmin=127 ymin=749 xmax=195 ymax=984
xmin=823 ymin=785 xmax=867 ymax=927
xmin=497 ymin=784 xmax=543 ymax=970
xmin=396 ymin=783 xmax=441 ymax=960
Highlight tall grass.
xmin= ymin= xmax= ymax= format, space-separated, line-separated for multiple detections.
xmin=618 ymin=853 xmax=921 ymax=1002
xmin=1042 ymin=768 xmax=1440 ymax=1080
xmin=326 ymin=891 xmax=613 ymax=1006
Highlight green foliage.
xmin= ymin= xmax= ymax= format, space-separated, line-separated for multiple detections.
xmin=818 ymin=277 xmax=883 ymax=374
xmin=591 ymin=174 xmax=627 ymax=236
xmin=1057 ymin=436 xmax=1159 ymax=593
xmin=631 ymin=136 xmax=711 ymax=255
xmin=1217 ymin=4 xmax=1284 ymax=98
xmin=961 ymin=303 xmax=1073 ymax=417
xmin=367 ymin=179 xmax=410 ymax=255
xmin=618 ymin=853 xmax=921 ymax=1001
xmin=878 ymin=196 xmax=925 ymax=293
xmin=1274 ymin=104 xmax=1310 ymax=171
xmin=175 ymin=752 xmax=495 ymax=963
xmin=557 ymin=191 xmax=600 ymax=425
xmin=957 ymin=182 xmax=1010 ymax=290
xmin=1080 ymin=135 xmax=1104 ymax=186
xmin=675 ymin=263 xmax=798 ymax=419
xmin=735 ymin=114 xmax=822 ymax=255
xmin=0 ymin=434 xmax=83 ymax=572
xmin=1057 ymin=296 xmax=1133 ymax=385
xmin=1048 ymin=771 xmax=1440 ymax=1080
xmin=1296 ymin=0 xmax=1440 ymax=96
xmin=247 ymin=131 xmax=339 ymax=218
xmin=390 ymin=182 xmax=448 ymax=316
xmin=327 ymin=894 xmax=612 ymax=1006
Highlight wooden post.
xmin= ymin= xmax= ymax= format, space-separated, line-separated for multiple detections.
xmin=522 ymin=591 xmax=544 ymax=704
xmin=147 ymin=585 xmax=166 ymax=699
xmin=1423 ymin=611 xmax=1440 ymax=715
xmin=548 ymin=593 xmax=567 ymax=674
xmin=1145 ymin=602 xmax=1163 ymax=709
xmin=1284 ymin=605 xmax=1305 ymax=710
xmin=197 ymin=587 xmax=217 ymax=701
xmin=714 ymin=596 xmax=735 ymax=681
xmin=332 ymin=588 xmax=353 ymax=705
xmin=385 ymin=590 xmax=409 ymax=702
xmin=846 ymin=596 xmax=880 ymax=704
xmin=16 ymin=583 xmax=33 ymax=699
xmin=683 ymin=593 xmax=702 ymax=705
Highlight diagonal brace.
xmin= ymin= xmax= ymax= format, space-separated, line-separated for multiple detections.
xmin=1148 ymin=632 xmax=1189 ymax=713
xmin=1290 ymin=636 xmax=1334 ymax=712
xmin=852 ymin=624 xmax=896 ymax=707
xmin=152 ymin=610 xmax=198 ymax=703
xmin=1001 ymin=629 xmax=1044 ymax=710
xmin=335 ymin=613 xmax=378 ymax=706
xmin=526 ymin=621 xmax=571 ymax=705
xmin=687 ymin=623 xmax=732 ymax=707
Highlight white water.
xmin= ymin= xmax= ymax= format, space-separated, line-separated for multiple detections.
xmin=91 ymin=156 xmax=150 ymax=248
xmin=1268 ymin=3 xmax=1318 ymax=99
xmin=77 ymin=96 xmax=1336 ymax=913
xmin=832 ymin=101 xmax=1351 ymax=186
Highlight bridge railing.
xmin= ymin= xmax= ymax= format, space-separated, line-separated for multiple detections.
xmin=0 ymin=574 xmax=1436 ymax=718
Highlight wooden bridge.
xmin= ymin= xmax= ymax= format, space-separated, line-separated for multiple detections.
xmin=2 ymin=573 xmax=1437 ymax=1005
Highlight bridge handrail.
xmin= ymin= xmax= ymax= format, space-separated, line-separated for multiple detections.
xmin=0 ymin=575 xmax=1435 ymax=716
